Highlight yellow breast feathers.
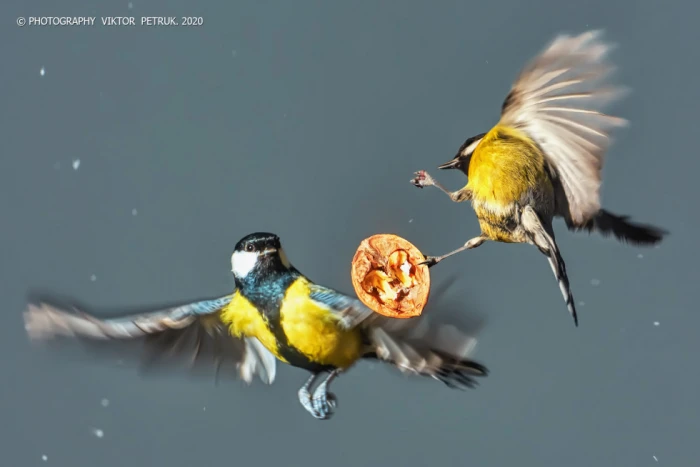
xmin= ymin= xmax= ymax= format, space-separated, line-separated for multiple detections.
xmin=220 ymin=292 xmax=286 ymax=361
xmin=467 ymin=125 xmax=551 ymax=205
xmin=280 ymin=278 xmax=364 ymax=369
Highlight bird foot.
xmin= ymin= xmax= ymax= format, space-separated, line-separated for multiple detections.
xmin=410 ymin=170 xmax=434 ymax=188
xmin=298 ymin=383 xmax=337 ymax=420
xmin=418 ymin=255 xmax=440 ymax=267
xmin=311 ymin=389 xmax=337 ymax=420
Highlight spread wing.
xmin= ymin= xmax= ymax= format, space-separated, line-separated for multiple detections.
xmin=499 ymin=30 xmax=628 ymax=225
xmin=361 ymin=312 xmax=486 ymax=388
xmin=307 ymin=282 xmax=487 ymax=389
xmin=23 ymin=293 xmax=276 ymax=385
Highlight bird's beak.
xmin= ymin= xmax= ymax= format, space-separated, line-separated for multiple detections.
xmin=437 ymin=158 xmax=460 ymax=170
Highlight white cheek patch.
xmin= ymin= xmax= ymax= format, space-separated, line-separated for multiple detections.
xmin=278 ymin=247 xmax=291 ymax=269
xmin=461 ymin=138 xmax=483 ymax=156
xmin=231 ymin=251 xmax=259 ymax=278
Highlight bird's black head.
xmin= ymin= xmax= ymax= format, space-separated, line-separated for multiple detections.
xmin=437 ymin=132 xmax=487 ymax=173
xmin=231 ymin=232 xmax=292 ymax=283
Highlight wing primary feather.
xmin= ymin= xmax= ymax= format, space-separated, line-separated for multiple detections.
xmin=540 ymin=107 xmax=624 ymax=120
xmin=543 ymin=114 xmax=611 ymax=138
xmin=190 ymin=327 xmax=203 ymax=368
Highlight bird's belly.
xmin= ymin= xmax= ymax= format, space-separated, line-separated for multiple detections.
xmin=220 ymin=295 xmax=286 ymax=362
xmin=280 ymin=311 xmax=364 ymax=370
xmin=468 ymin=159 xmax=531 ymax=243
xmin=472 ymin=200 xmax=528 ymax=243
xmin=467 ymin=132 xmax=555 ymax=243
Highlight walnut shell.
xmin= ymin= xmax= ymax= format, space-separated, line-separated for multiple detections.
xmin=351 ymin=234 xmax=430 ymax=319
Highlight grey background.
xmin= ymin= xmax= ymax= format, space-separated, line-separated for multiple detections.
xmin=2 ymin=1 xmax=698 ymax=466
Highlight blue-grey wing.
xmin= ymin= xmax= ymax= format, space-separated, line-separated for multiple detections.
xmin=23 ymin=292 xmax=276 ymax=384
xmin=307 ymin=283 xmax=487 ymax=389
xmin=307 ymin=283 xmax=375 ymax=329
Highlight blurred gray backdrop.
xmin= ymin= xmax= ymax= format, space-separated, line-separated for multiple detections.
xmin=2 ymin=0 xmax=698 ymax=466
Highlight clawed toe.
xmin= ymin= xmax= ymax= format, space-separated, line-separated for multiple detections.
xmin=297 ymin=371 xmax=341 ymax=421
xmin=418 ymin=256 xmax=439 ymax=267
xmin=410 ymin=170 xmax=430 ymax=188
xmin=311 ymin=392 xmax=337 ymax=420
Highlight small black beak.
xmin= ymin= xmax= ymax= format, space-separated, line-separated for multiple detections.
xmin=437 ymin=158 xmax=460 ymax=170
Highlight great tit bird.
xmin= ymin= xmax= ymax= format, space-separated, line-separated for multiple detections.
xmin=411 ymin=30 xmax=667 ymax=326
xmin=24 ymin=232 xmax=488 ymax=420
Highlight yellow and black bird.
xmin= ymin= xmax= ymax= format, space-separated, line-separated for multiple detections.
xmin=24 ymin=232 xmax=488 ymax=420
xmin=411 ymin=30 xmax=667 ymax=326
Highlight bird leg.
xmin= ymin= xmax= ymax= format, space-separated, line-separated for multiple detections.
xmin=420 ymin=236 xmax=486 ymax=267
xmin=410 ymin=171 xmax=472 ymax=202
xmin=311 ymin=369 xmax=340 ymax=420
xmin=297 ymin=370 xmax=340 ymax=420
xmin=298 ymin=373 xmax=321 ymax=418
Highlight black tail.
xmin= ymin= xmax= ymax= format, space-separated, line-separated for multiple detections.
xmin=522 ymin=206 xmax=579 ymax=326
xmin=577 ymin=210 xmax=668 ymax=245
xmin=541 ymin=239 xmax=578 ymax=327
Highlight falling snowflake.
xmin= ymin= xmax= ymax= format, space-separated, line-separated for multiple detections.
xmin=40 ymin=67 xmax=45 ymax=77
xmin=72 ymin=159 xmax=81 ymax=170
xmin=590 ymin=279 xmax=600 ymax=287
xmin=90 ymin=274 xmax=97 ymax=282
xmin=131 ymin=208 xmax=138 ymax=216
xmin=41 ymin=455 xmax=48 ymax=462
xmin=100 ymin=398 xmax=109 ymax=407
xmin=92 ymin=428 xmax=104 ymax=438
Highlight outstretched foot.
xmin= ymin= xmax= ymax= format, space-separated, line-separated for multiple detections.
xmin=410 ymin=170 xmax=435 ymax=188
xmin=411 ymin=170 xmax=471 ymax=202
xmin=418 ymin=236 xmax=486 ymax=267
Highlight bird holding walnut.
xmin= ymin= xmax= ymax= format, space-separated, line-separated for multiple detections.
xmin=24 ymin=232 xmax=488 ymax=420
xmin=411 ymin=30 xmax=667 ymax=326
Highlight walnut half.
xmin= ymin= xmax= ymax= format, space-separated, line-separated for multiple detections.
xmin=350 ymin=234 xmax=430 ymax=319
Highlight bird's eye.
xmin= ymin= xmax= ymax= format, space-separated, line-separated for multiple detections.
xmin=245 ymin=243 xmax=254 ymax=252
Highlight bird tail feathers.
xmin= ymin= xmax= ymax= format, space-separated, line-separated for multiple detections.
xmin=574 ymin=209 xmax=667 ymax=245
xmin=522 ymin=206 xmax=579 ymax=326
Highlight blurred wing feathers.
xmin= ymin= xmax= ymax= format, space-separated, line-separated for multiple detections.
xmin=366 ymin=315 xmax=488 ymax=389
xmin=23 ymin=294 xmax=276 ymax=384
